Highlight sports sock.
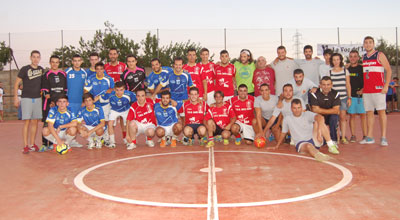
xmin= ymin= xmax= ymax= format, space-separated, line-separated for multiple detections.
xmin=209 ymin=136 xmax=214 ymax=141
xmin=109 ymin=134 xmax=115 ymax=144
xmin=132 ymin=139 xmax=137 ymax=144
xmin=327 ymin=140 xmax=335 ymax=147
xmin=146 ymin=137 xmax=152 ymax=141
xmin=235 ymin=134 xmax=241 ymax=138
xmin=122 ymin=131 xmax=127 ymax=138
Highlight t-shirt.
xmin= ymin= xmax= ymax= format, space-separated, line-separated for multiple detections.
xmin=287 ymin=78 xmax=317 ymax=105
xmin=85 ymin=68 xmax=110 ymax=79
xmin=205 ymin=103 xmax=236 ymax=129
xmin=254 ymin=95 xmax=278 ymax=120
xmin=46 ymin=106 xmax=77 ymax=130
xmin=234 ymin=61 xmax=256 ymax=93
xmin=76 ymin=106 xmax=105 ymax=127
xmin=388 ymin=81 xmax=396 ymax=95
xmin=272 ymin=98 xmax=305 ymax=118
xmin=214 ymin=64 xmax=236 ymax=96
xmin=146 ymin=66 xmax=172 ymax=98
xmin=18 ymin=65 xmax=44 ymax=98
xmin=282 ymin=111 xmax=316 ymax=145
xmin=319 ymin=63 xmax=332 ymax=79
xmin=104 ymin=62 xmax=126 ymax=82
xmin=127 ymin=98 xmax=157 ymax=125
xmin=271 ymin=59 xmax=299 ymax=95
xmin=154 ymin=103 xmax=179 ymax=127
xmin=347 ymin=65 xmax=364 ymax=98
xmin=84 ymin=75 xmax=115 ymax=106
xmin=309 ymin=88 xmax=341 ymax=110
xmin=200 ymin=62 xmax=216 ymax=93
xmin=183 ymin=63 xmax=204 ymax=97
xmin=253 ymin=67 xmax=276 ymax=96
xmin=120 ymin=67 xmax=146 ymax=92
xmin=179 ymin=101 xmax=208 ymax=125
xmin=329 ymin=68 xmax=349 ymax=100
xmin=230 ymin=95 xmax=255 ymax=125
xmin=0 ymin=88 xmax=3 ymax=103
xmin=294 ymin=59 xmax=324 ymax=85
xmin=101 ymin=90 xmax=136 ymax=112
xmin=164 ymin=71 xmax=194 ymax=101
xmin=66 ymin=67 xmax=87 ymax=104
xmin=41 ymin=70 xmax=68 ymax=102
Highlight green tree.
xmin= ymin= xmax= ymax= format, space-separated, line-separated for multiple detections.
xmin=0 ymin=41 xmax=12 ymax=71
xmin=376 ymin=37 xmax=397 ymax=65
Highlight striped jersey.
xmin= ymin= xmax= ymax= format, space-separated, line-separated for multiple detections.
xmin=362 ymin=50 xmax=385 ymax=93
xmin=329 ymin=68 xmax=349 ymax=100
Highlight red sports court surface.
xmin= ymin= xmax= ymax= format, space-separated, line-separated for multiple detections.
xmin=1 ymin=114 xmax=400 ymax=220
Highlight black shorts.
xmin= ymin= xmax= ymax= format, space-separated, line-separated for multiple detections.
xmin=185 ymin=124 xmax=205 ymax=137
xmin=213 ymin=125 xmax=224 ymax=136
xmin=263 ymin=117 xmax=278 ymax=129
xmin=386 ymin=94 xmax=398 ymax=102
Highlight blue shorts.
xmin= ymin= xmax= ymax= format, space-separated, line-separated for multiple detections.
xmin=295 ymin=138 xmax=322 ymax=153
xmin=347 ymin=97 xmax=366 ymax=114
xmin=69 ymin=103 xmax=82 ymax=115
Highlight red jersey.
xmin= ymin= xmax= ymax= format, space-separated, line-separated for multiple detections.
xmin=183 ymin=63 xmax=204 ymax=97
xmin=200 ymin=62 xmax=216 ymax=93
xmin=214 ymin=63 xmax=236 ymax=96
xmin=127 ymin=98 xmax=157 ymax=125
xmin=205 ymin=103 xmax=235 ymax=129
xmin=230 ymin=95 xmax=255 ymax=125
xmin=179 ymin=101 xmax=208 ymax=125
xmin=104 ymin=62 xmax=127 ymax=82
xmin=362 ymin=51 xmax=385 ymax=93
xmin=253 ymin=67 xmax=276 ymax=96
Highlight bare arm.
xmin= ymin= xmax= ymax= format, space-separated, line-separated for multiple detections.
xmin=48 ymin=122 xmax=63 ymax=145
xmin=151 ymin=84 xmax=163 ymax=100
xmin=88 ymin=120 xmax=105 ymax=135
xmin=13 ymin=77 xmax=22 ymax=108
xmin=255 ymin=107 xmax=264 ymax=136
xmin=379 ymin=52 xmax=392 ymax=94
xmin=225 ymin=116 xmax=236 ymax=131
xmin=345 ymin=74 xmax=352 ymax=106
xmin=311 ymin=105 xmax=340 ymax=115
xmin=202 ymin=79 xmax=208 ymax=101
xmin=269 ymin=131 xmax=287 ymax=150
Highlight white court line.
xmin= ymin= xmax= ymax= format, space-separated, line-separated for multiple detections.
xmin=74 ymin=151 xmax=353 ymax=208
xmin=207 ymin=147 xmax=219 ymax=220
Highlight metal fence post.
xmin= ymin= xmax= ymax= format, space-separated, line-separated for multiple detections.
xmin=157 ymin=28 xmax=160 ymax=58
xmin=224 ymin=28 xmax=226 ymax=50
xmin=61 ymin=30 xmax=64 ymax=69
xmin=396 ymin=27 xmax=398 ymax=77
xmin=8 ymin=32 xmax=12 ymax=113
xmin=337 ymin=27 xmax=340 ymax=46
xmin=280 ymin=28 xmax=283 ymax=46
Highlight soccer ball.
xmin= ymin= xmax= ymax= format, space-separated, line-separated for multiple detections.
xmin=254 ymin=137 xmax=266 ymax=148
xmin=56 ymin=144 xmax=70 ymax=155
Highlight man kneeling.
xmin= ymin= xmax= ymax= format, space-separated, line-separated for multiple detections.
xmin=42 ymin=95 xmax=78 ymax=149
xmin=271 ymin=99 xmax=339 ymax=161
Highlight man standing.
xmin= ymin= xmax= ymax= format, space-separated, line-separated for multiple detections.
xmin=199 ymin=48 xmax=216 ymax=105
xmin=66 ymin=54 xmax=87 ymax=116
xmin=214 ymin=50 xmax=236 ymax=101
xmin=319 ymin=49 xmax=333 ymax=78
xmin=271 ymin=46 xmax=299 ymax=95
xmin=14 ymin=50 xmax=44 ymax=153
xmin=309 ymin=76 xmax=341 ymax=145
xmin=294 ymin=45 xmax=324 ymax=85
xmin=287 ymin=69 xmax=317 ymax=106
xmin=147 ymin=58 xmax=172 ymax=99
xmin=104 ymin=48 xmax=126 ymax=82
xmin=347 ymin=50 xmax=367 ymax=142
xmin=121 ymin=54 xmax=146 ymax=92
xmin=361 ymin=36 xmax=392 ymax=146
xmin=183 ymin=48 xmax=205 ymax=99
xmin=230 ymin=84 xmax=256 ymax=145
xmin=205 ymin=91 xmax=236 ymax=147
xmin=271 ymin=99 xmax=339 ymax=161
xmin=253 ymin=56 xmax=276 ymax=96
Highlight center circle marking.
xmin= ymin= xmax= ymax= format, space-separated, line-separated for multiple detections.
xmin=74 ymin=151 xmax=353 ymax=208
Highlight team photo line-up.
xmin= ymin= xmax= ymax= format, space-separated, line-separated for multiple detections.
xmin=12 ymin=35 xmax=393 ymax=162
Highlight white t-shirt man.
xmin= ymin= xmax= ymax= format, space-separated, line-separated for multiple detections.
xmin=319 ymin=63 xmax=331 ymax=79
xmin=295 ymin=59 xmax=324 ymax=85
xmin=271 ymin=59 xmax=299 ymax=95
xmin=272 ymin=98 xmax=305 ymax=118
xmin=282 ymin=111 xmax=316 ymax=145
xmin=287 ymin=78 xmax=317 ymax=105
xmin=254 ymin=95 xmax=278 ymax=120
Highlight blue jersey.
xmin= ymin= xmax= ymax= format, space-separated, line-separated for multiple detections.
xmin=165 ymin=71 xmax=194 ymax=101
xmin=46 ymin=106 xmax=77 ymax=130
xmin=66 ymin=67 xmax=87 ymax=104
xmin=85 ymin=68 xmax=110 ymax=79
xmin=146 ymin=66 xmax=172 ymax=98
xmin=154 ymin=103 xmax=179 ymax=126
xmin=84 ymin=75 xmax=115 ymax=106
xmin=76 ymin=106 xmax=105 ymax=127
xmin=101 ymin=90 xmax=136 ymax=112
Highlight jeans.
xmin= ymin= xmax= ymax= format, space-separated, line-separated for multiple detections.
xmin=323 ymin=114 xmax=339 ymax=142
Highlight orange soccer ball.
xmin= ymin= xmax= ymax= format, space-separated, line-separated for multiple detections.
xmin=254 ymin=137 xmax=266 ymax=148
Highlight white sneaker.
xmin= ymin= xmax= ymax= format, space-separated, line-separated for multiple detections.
xmin=108 ymin=143 xmax=116 ymax=148
xmin=95 ymin=140 xmax=102 ymax=149
xmin=127 ymin=143 xmax=136 ymax=150
xmin=146 ymin=140 xmax=155 ymax=147
xmin=88 ymin=141 xmax=95 ymax=150
xmin=70 ymin=139 xmax=83 ymax=148
xmin=290 ymin=138 xmax=295 ymax=146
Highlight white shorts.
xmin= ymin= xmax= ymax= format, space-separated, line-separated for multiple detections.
xmin=101 ymin=104 xmax=111 ymax=121
xmin=236 ymin=121 xmax=255 ymax=141
xmin=159 ymin=124 xmax=174 ymax=136
xmin=223 ymin=95 xmax=233 ymax=102
xmin=47 ymin=130 xmax=67 ymax=142
xmin=109 ymin=109 xmax=129 ymax=126
xmin=135 ymin=121 xmax=156 ymax=136
xmin=363 ymin=93 xmax=386 ymax=111
xmin=207 ymin=91 xmax=216 ymax=105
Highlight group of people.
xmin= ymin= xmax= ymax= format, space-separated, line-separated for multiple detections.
xmin=13 ymin=36 xmax=392 ymax=162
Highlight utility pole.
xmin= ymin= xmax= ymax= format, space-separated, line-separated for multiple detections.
xmin=293 ymin=30 xmax=302 ymax=59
